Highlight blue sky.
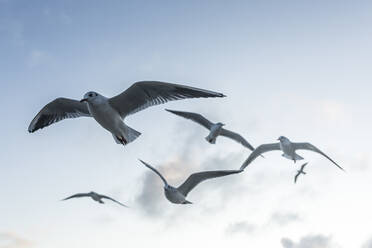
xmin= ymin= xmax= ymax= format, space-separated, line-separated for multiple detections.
xmin=1 ymin=1 xmax=372 ymax=247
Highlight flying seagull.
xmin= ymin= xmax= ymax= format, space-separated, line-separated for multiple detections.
xmin=28 ymin=81 xmax=225 ymax=146
xmin=139 ymin=159 xmax=242 ymax=204
xmin=294 ymin=162 xmax=308 ymax=183
xmin=62 ymin=191 xmax=128 ymax=207
xmin=240 ymin=136 xmax=344 ymax=171
xmin=165 ymin=109 xmax=255 ymax=151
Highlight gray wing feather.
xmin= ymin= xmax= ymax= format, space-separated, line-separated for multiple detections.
xmin=28 ymin=98 xmax=91 ymax=133
xmin=293 ymin=143 xmax=344 ymax=171
xmin=62 ymin=193 xmax=90 ymax=201
xmin=165 ymin=109 xmax=213 ymax=129
xmin=177 ymin=170 xmax=242 ymax=196
xmin=139 ymin=159 xmax=168 ymax=186
xmin=240 ymin=143 xmax=281 ymax=170
xmin=100 ymin=195 xmax=128 ymax=207
xmin=108 ymin=81 xmax=225 ymax=118
xmin=219 ymin=128 xmax=255 ymax=151
xmin=294 ymin=173 xmax=300 ymax=183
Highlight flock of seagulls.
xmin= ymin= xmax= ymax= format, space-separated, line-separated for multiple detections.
xmin=28 ymin=81 xmax=343 ymax=207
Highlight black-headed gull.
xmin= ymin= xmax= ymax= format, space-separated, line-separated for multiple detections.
xmin=240 ymin=136 xmax=343 ymax=171
xmin=139 ymin=159 xmax=242 ymax=204
xmin=62 ymin=191 xmax=128 ymax=207
xmin=28 ymin=81 xmax=225 ymax=146
xmin=294 ymin=162 xmax=308 ymax=183
xmin=165 ymin=109 xmax=255 ymax=151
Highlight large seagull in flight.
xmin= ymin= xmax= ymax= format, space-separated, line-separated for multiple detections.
xmin=28 ymin=81 xmax=225 ymax=146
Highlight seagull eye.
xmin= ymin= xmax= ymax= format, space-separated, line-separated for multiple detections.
xmin=89 ymin=93 xmax=93 ymax=97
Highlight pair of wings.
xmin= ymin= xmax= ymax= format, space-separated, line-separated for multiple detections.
xmin=165 ymin=109 xmax=255 ymax=151
xmin=28 ymin=81 xmax=225 ymax=133
xmin=240 ymin=142 xmax=344 ymax=171
xmin=139 ymin=160 xmax=242 ymax=197
xmin=62 ymin=192 xmax=128 ymax=207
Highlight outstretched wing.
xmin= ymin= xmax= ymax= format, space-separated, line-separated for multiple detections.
xmin=62 ymin=193 xmax=90 ymax=201
xmin=165 ymin=109 xmax=213 ymax=130
xmin=139 ymin=159 xmax=168 ymax=186
xmin=177 ymin=170 xmax=242 ymax=196
xmin=28 ymin=98 xmax=91 ymax=133
xmin=219 ymin=128 xmax=255 ymax=151
xmin=300 ymin=162 xmax=308 ymax=171
xmin=294 ymin=172 xmax=300 ymax=183
xmin=240 ymin=143 xmax=281 ymax=170
xmin=108 ymin=81 xmax=225 ymax=118
xmin=293 ymin=143 xmax=344 ymax=171
xmin=100 ymin=195 xmax=128 ymax=207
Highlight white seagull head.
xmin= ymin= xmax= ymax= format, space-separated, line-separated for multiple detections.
xmin=80 ymin=91 xmax=101 ymax=103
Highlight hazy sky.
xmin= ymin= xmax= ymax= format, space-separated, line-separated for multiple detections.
xmin=1 ymin=1 xmax=372 ymax=248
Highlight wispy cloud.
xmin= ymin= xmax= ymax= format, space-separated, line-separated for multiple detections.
xmin=225 ymin=221 xmax=256 ymax=235
xmin=281 ymin=234 xmax=338 ymax=248
xmin=269 ymin=211 xmax=301 ymax=226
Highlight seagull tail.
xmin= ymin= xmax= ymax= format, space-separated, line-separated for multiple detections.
xmin=113 ymin=125 xmax=141 ymax=145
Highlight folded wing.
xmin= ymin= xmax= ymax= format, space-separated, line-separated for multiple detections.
xmin=109 ymin=81 xmax=225 ymax=118
xmin=28 ymin=98 xmax=91 ymax=133
xmin=177 ymin=170 xmax=242 ymax=196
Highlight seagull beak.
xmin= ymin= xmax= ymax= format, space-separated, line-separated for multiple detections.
xmin=80 ymin=98 xmax=87 ymax=103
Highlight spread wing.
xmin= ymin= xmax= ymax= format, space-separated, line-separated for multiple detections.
xmin=294 ymin=172 xmax=300 ymax=183
xmin=293 ymin=143 xmax=344 ymax=171
xmin=177 ymin=170 xmax=242 ymax=196
xmin=139 ymin=159 xmax=168 ymax=186
xmin=108 ymin=81 xmax=225 ymax=118
xmin=62 ymin=193 xmax=90 ymax=201
xmin=300 ymin=162 xmax=308 ymax=171
xmin=165 ymin=109 xmax=213 ymax=130
xmin=100 ymin=195 xmax=128 ymax=207
xmin=240 ymin=143 xmax=281 ymax=170
xmin=28 ymin=98 xmax=91 ymax=133
xmin=219 ymin=128 xmax=255 ymax=151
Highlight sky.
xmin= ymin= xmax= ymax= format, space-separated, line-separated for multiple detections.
xmin=1 ymin=0 xmax=372 ymax=247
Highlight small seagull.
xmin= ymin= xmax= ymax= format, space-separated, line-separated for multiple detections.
xmin=139 ymin=159 xmax=242 ymax=204
xmin=62 ymin=191 xmax=128 ymax=207
xmin=240 ymin=136 xmax=344 ymax=171
xmin=28 ymin=81 xmax=225 ymax=146
xmin=294 ymin=162 xmax=308 ymax=183
xmin=165 ymin=109 xmax=255 ymax=151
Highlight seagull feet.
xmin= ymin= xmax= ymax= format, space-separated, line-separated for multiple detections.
xmin=117 ymin=136 xmax=128 ymax=145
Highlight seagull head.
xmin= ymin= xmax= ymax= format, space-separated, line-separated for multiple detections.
xmin=80 ymin=91 xmax=100 ymax=103
xmin=216 ymin=122 xmax=225 ymax=127
xmin=277 ymin=136 xmax=289 ymax=142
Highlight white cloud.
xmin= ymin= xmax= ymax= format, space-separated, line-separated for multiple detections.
xmin=281 ymin=234 xmax=338 ymax=248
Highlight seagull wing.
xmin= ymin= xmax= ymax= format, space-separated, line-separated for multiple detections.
xmin=62 ymin=193 xmax=90 ymax=201
xmin=100 ymin=195 xmax=128 ymax=207
xmin=108 ymin=81 xmax=225 ymax=118
xmin=165 ymin=109 xmax=213 ymax=130
xmin=294 ymin=172 xmax=300 ymax=183
xmin=139 ymin=159 xmax=168 ymax=186
xmin=240 ymin=143 xmax=281 ymax=170
xmin=300 ymin=162 xmax=308 ymax=171
xmin=177 ymin=170 xmax=242 ymax=196
xmin=219 ymin=128 xmax=255 ymax=151
xmin=293 ymin=143 xmax=344 ymax=171
xmin=28 ymin=98 xmax=91 ymax=133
